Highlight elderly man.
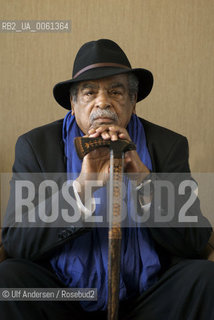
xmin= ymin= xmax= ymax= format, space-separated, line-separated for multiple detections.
xmin=0 ymin=39 xmax=214 ymax=320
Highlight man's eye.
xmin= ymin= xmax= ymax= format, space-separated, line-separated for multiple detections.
xmin=111 ymin=90 xmax=121 ymax=95
xmin=85 ymin=91 xmax=94 ymax=96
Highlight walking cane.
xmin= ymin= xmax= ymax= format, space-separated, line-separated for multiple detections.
xmin=74 ymin=136 xmax=136 ymax=320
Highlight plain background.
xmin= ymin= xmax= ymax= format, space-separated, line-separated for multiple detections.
xmin=1 ymin=0 xmax=214 ymax=173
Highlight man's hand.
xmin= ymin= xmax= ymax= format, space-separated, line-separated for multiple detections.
xmin=75 ymin=124 xmax=150 ymax=203
xmin=77 ymin=146 xmax=110 ymax=182
xmin=75 ymin=146 xmax=110 ymax=203
xmin=88 ymin=124 xmax=131 ymax=141
xmin=88 ymin=125 xmax=150 ymax=183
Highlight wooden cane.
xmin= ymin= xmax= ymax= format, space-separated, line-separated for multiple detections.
xmin=74 ymin=136 xmax=136 ymax=320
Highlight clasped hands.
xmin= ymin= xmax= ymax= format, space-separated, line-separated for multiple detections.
xmin=75 ymin=125 xmax=150 ymax=200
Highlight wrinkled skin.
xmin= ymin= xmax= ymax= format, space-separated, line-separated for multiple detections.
xmin=70 ymin=74 xmax=150 ymax=200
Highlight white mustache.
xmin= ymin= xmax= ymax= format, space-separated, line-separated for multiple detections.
xmin=89 ymin=109 xmax=118 ymax=125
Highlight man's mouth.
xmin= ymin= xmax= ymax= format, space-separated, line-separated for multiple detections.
xmin=89 ymin=110 xmax=118 ymax=127
xmin=93 ymin=117 xmax=115 ymax=123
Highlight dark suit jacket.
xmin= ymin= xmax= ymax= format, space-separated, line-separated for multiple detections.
xmin=2 ymin=117 xmax=212 ymax=273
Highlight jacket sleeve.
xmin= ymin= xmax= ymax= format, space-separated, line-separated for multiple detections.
xmin=148 ymin=135 xmax=212 ymax=258
xmin=2 ymin=135 xmax=89 ymax=261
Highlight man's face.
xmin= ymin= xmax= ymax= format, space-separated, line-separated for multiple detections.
xmin=70 ymin=74 xmax=136 ymax=134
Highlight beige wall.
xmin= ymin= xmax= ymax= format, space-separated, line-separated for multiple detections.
xmin=1 ymin=0 xmax=214 ymax=173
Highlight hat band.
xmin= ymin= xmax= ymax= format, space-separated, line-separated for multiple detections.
xmin=73 ymin=62 xmax=131 ymax=79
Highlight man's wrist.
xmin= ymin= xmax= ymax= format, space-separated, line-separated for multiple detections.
xmin=136 ymin=173 xmax=154 ymax=207
xmin=135 ymin=170 xmax=151 ymax=187
xmin=73 ymin=180 xmax=96 ymax=218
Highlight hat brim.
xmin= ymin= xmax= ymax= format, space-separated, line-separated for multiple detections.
xmin=53 ymin=67 xmax=153 ymax=110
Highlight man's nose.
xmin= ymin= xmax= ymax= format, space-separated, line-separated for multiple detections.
xmin=95 ymin=91 xmax=111 ymax=109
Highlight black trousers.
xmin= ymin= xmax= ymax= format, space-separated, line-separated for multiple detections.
xmin=0 ymin=258 xmax=214 ymax=320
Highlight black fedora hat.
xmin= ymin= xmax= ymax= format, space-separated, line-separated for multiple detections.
xmin=53 ymin=39 xmax=153 ymax=110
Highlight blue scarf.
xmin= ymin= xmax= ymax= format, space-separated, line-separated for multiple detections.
xmin=50 ymin=113 xmax=161 ymax=311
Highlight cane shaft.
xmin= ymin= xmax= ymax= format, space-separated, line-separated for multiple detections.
xmin=74 ymin=137 xmax=135 ymax=320
xmin=108 ymin=154 xmax=123 ymax=320
xmin=108 ymin=237 xmax=121 ymax=320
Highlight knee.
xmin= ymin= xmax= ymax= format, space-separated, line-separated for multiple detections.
xmin=192 ymin=260 xmax=214 ymax=288
xmin=0 ymin=258 xmax=31 ymax=287
xmin=196 ymin=260 xmax=214 ymax=275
